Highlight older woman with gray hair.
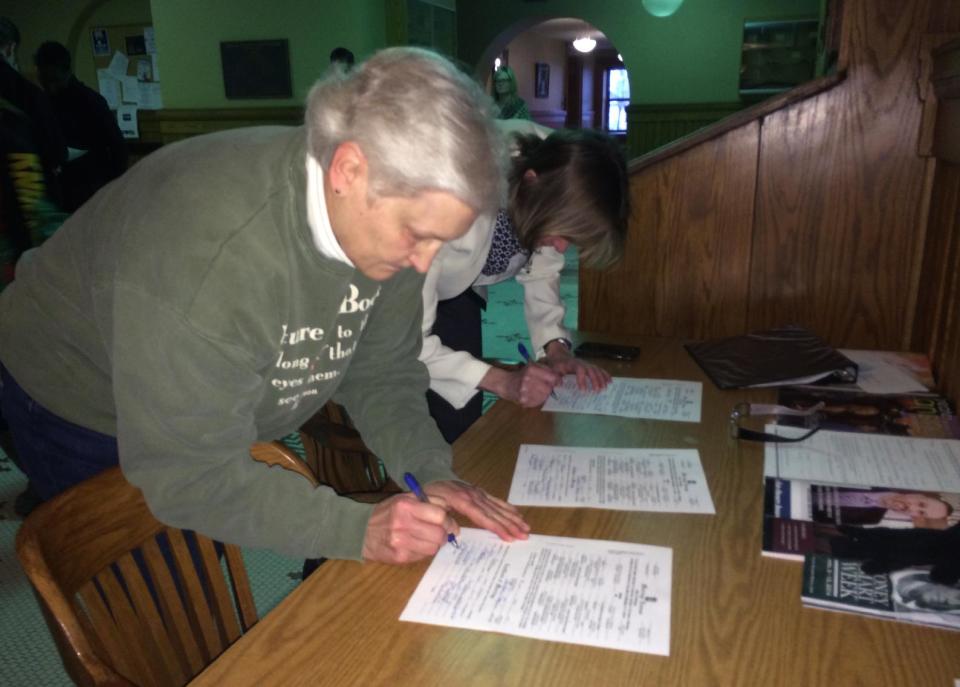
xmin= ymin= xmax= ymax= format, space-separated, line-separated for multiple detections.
xmin=0 ymin=47 xmax=529 ymax=566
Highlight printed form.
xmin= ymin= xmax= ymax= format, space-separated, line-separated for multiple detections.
xmin=542 ymin=376 xmax=702 ymax=423
xmin=763 ymin=426 xmax=960 ymax=491
xmin=400 ymin=528 xmax=673 ymax=656
xmin=508 ymin=444 xmax=715 ymax=513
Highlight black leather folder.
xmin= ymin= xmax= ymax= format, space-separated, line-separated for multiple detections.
xmin=685 ymin=325 xmax=858 ymax=390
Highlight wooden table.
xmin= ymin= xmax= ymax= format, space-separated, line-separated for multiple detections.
xmin=193 ymin=337 xmax=960 ymax=686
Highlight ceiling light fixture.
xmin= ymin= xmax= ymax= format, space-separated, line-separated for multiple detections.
xmin=641 ymin=0 xmax=685 ymax=17
xmin=572 ymin=36 xmax=596 ymax=53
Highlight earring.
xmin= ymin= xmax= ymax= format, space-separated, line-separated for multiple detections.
xmin=333 ymin=188 xmax=342 ymax=195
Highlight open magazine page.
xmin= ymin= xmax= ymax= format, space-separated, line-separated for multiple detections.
xmin=775 ymin=388 xmax=960 ymax=439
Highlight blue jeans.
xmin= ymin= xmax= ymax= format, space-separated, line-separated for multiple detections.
xmin=1 ymin=364 xmax=222 ymax=600
xmin=0 ymin=364 xmax=118 ymax=500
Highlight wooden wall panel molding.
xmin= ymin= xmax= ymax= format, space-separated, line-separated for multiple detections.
xmin=137 ymin=107 xmax=304 ymax=146
xmin=625 ymin=102 xmax=743 ymax=159
xmin=747 ymin=1 xmax=935 ymax=350
xmin=913 ymin=162 xmax=960 ymax=400
xmin=580 ymin=123 xmax=759 ymax=338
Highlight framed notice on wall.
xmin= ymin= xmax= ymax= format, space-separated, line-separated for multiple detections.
xmin=220 ymin=39 xmax=292 ymax=99
xmin=535 ymin=62 xmax=550 ymax=99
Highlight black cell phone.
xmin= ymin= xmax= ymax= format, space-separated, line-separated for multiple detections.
xmin=574 ymin=341 xmax=640 ymax=361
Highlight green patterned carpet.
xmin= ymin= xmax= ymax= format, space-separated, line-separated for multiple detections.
xmin=0 ymin=249 xmax=577 ymax=685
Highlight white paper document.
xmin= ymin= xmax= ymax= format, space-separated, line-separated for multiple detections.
xmin=509 ymin=444 xmax=715 ymax=513
xmin=400 ymin=528 xmax=673 ymax=656
xmin=107 ymin=50 xmax=129 ymax=78
xmin=542 ymin=376 xmax=702 ymax=423
xmin=116 ymin=105 xmax=139 ymax=139
xmin=838 ymin=349 xmax=931 ymax=394
xmin=96 ymin=69 xmax=121 ymax=109
xmin=763 ymin=426 xmax=960 ymax=491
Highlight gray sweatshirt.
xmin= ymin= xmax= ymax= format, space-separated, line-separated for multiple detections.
xmin=0 ymin=126 xmax=455 ymax=560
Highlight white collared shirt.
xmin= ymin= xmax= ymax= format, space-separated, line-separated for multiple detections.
xmin=305 ymin=153 xmax=354 ymax=266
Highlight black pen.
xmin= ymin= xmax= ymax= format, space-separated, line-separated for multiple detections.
xmin=403 ymin=472 xmax=460 ymax=548
xmin=517 ymin=342 xmax=559 ymax=399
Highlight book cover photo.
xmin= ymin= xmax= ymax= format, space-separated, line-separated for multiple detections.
xmin=762 ymin=478 xmax=960 ymax=560
xmin=802 ymin=554 xmax=960 ymax=631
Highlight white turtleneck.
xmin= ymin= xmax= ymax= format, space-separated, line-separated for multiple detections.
xmin=305 ymin=153 xmax=354 ymax=266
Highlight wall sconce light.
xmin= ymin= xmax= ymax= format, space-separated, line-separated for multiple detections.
xmin=572 ymin=36 xmax=597 ymax=53
xmin=642 ymin=0 xmax=685 ymax=17
xmin=494 ymin=57 xmax=501 ymax=70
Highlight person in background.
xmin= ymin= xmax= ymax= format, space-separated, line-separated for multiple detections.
xmin=492 ymin=66 xmax=530 ymax=120
xmin=421 ymin=126 xmax=630 ymax=442
xmin=33 ymin=40 xmax=126 ymax=212
xmin=0 ymin=47 xmax=528 ymax=566
xmin=0 ymin=17 xmax=68 ymax=517
xmin=0 ymin=17 xmax=65 ymax=191
xmin=330 ymin=46 xmax=355 ymax=71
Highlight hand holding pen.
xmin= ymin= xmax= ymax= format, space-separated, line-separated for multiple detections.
xmin=517 ymin=342 xmax=559 ymax=400
xmin=404 ymin=472 xmax=460 ymax=548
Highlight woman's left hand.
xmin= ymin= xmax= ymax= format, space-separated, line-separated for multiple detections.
xmin=424 ymin=480 xmax=530 ymax=542
xmin=542 ymin=343 xmax=611 ymax=392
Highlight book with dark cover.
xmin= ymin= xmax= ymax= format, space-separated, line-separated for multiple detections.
xmin=775 ymin=388 xmax=960 ymax=439
xmin=684 ymin=325 xmax=857 ymax=390
xmin=802 ymin=554 xmax=960 ymax=631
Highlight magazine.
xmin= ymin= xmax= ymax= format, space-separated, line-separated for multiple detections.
xmin=775 ymin=387 xmax=960 ymax=439
xmin=761 ymin=478 xmax=960 ymax=560
xmin=802 ymin=554 xmax=960 ymax=631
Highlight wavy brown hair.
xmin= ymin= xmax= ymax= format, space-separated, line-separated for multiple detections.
xmin=508 ymin=129 xmax=629 ymax=269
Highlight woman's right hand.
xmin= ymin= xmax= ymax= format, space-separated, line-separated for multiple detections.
xmin=479 ymin=364 xmax=561 ymax=407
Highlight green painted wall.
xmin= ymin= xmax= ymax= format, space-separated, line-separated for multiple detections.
xmin=150 ymin=0 xmax=386 ymax=108
xmin=457 ymin=0 xmax=819 ymax=105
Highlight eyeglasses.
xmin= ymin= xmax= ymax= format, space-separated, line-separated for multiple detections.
xmin=729 ymin=402 xmax=824 ymax=442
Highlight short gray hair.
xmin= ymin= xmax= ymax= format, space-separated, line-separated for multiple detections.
xmin=305 ymin=47 xmax=506 ymax=214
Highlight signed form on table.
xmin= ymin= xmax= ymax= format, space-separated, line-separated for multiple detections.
xmin=508 ymin=444 xmax=715 ymax=513
xmin=400 ymin=528 xmax=673 ymax=656
xmin=541 ymin=376 xmax=702 ymax=423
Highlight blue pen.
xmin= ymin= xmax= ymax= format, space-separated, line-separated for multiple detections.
xmin=403 ymin=472 xmax=460 ymax=549
xmin=517 ymin=342 xmax=559 ymax=400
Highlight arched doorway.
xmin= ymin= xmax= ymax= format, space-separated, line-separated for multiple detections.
xmin=478 ymin=17 xmax=628 ymax=137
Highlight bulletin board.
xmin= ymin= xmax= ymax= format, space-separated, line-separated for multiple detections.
xmin=90 ymin=23 xmax=163 ymax=137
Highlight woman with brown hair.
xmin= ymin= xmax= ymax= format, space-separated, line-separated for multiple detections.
xmin=421 ymin=124 xmax=630 ymax=442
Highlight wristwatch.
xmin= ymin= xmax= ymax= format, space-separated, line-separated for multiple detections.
xmin=544 ymin=337 xmax=573 ymax=352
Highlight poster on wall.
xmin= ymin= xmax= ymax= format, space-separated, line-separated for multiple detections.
xmin=91 ymin=28 xmax=110 ymax=56
xmin=92 ymin=23 xmax=163 ymax=126
xmin=535 ymin=62 xmax=549 ymax=99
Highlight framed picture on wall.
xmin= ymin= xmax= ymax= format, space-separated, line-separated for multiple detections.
xmin=535 ymin=62 xmax=549 ymax=98
xmin=220 ymin=39 xmax=293 ymax=99
xmin=91 ymin=28 xmax=110 ymax=56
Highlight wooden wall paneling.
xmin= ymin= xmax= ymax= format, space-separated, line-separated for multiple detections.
xmin=580 ymin=122 xmax=759 ymax=339
xmin=913 ymin=161 xmax=960 ymax=401
xmin=625 ymin=103 xmax=743 ymax=159
xmin=747 ymin=1 xmax=932 ymax=350
xmin=136 ymin=107 xmax=304 ymax=147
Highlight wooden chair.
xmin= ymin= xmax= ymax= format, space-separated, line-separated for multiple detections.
xmin=272 ymin=401 xmax=402 ymax=503
xmin=15 ymin=444 xmax=317 ymax=687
